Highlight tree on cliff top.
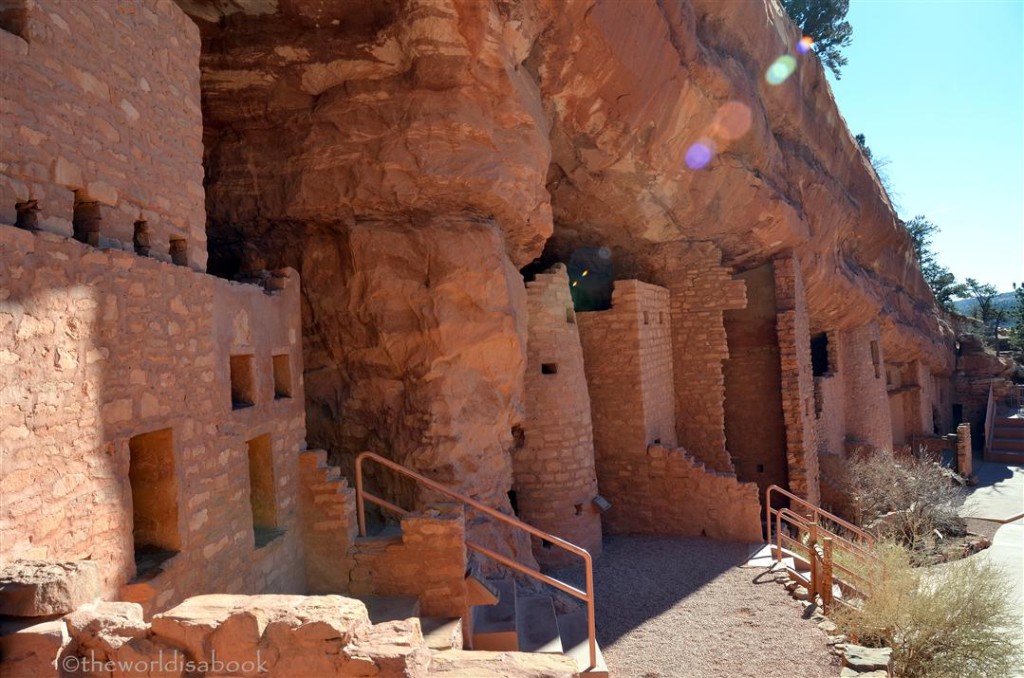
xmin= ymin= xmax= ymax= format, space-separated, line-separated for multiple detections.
xmin=781 ymin=0 xmax=853 ymax=79
xmin=1010 ymin=283 xmax=1024 ymax=352
xmin=905 ymin=215 xmax=966 ymax=311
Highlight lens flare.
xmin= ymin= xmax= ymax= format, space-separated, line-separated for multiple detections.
xmin=797 ymin=36 xmax=814 ymax=54
xmin=685 ymin=139 xmax=715 ymax=170
xmin=582 ymin=269 xmax=589 ymax=277
xmin=711 ymin=101 xmax=753 ymax=141
xmin=572 ymin=280 xmax=578 ymax=287
xmin=598 ymin=247 xmax=611 ymax=260
xmin=765 ymin=55 xmax=797 ymax=86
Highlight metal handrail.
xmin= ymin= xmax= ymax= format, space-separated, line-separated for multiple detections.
xmin=984 ymin=383 xmax=996 ymax=456
xmin=774 ymin=507 xmax=876 ymax=601
xmin=354 ymin=451 xmax=597 ymax=670
xmin=765 ymin=484 xmax=874 ymax=548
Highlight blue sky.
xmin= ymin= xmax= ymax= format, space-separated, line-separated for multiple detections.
xmin=824 ymin=0 xmax=1023 ymax=293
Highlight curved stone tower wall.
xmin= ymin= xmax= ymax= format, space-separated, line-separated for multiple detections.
xmin=516 ymin=265 xmax=602 ymax=566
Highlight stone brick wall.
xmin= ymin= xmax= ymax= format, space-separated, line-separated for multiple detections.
xmin=774 ymin=254 xmax=820 ymax=504
xmin=347 ymin=505 xmax=468 ymax=618
xmin=647 ymin=242 xmax=745 ymax=473
xmin=579 ymin=280 xmax=760 ymax=540
xmin=0 ymin=0 xmax=206 ymax=270
xmin=723 ymin=264 xmax=788 ymax=499
xmin=838 ymin=323 xmax=893 ymax=452
xmin=578 ymin=281 xmax=670 ymax=534
xmin=1 ymin=225 xmax=306 ymax=615
xmin=516 ymin=265 xmax=602 ymax=566
xmin=647 ymin=446 xmax=763 ymax=543
xmin=299 ymin=450 xmax=357 ymax=595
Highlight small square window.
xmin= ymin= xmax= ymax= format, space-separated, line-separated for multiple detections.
xmin=541 ymin=363 xmax=558 ymax=375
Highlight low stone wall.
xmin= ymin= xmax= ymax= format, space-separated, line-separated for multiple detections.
xmin=647 ymin=445 xmax=763 ymax=543
xmin=0 ymin=594 xmax=578 ymax=677
xmin=347 ymin=505 xmax=468 ymax=618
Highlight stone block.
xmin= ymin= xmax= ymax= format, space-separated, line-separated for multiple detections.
xmin=0 ymin=618 xmax=70 ymax=678
xmin=0 ymin=560 xmax=100 ymax=617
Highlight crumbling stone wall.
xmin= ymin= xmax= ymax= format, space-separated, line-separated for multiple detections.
xmin=578 ymin=280 xmax=760 ymax=540
xmin=0 ymin=0 xmax=206 ymax=269
xmin=647 ymin=242 xmax=746 ymax=473
xmin=774 ymin=254 xmax=820 ymax=504
xmin=723 ymin=263 xmax=789 ymax=499
xmin=516 ymin=265 xmax=602 ymax=566
xmin=0 ymin=225 xmax=306 ymax=615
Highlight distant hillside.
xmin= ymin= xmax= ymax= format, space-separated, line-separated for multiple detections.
xmin=954 ymin=291 xmax=1018 ymax=326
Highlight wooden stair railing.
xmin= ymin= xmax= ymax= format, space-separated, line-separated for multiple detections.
xmin=354 ymin=451 xmax=598 ymax=672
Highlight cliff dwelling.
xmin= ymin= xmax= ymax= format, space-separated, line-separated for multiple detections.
xmin=1 ymin=1 xmax=1013 ymax=677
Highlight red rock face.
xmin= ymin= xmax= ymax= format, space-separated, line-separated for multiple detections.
xmin=186 ymin=0 xmax=954 ymax=554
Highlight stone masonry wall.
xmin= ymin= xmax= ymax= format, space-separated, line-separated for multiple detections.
xmin=347 ymin=505 xmax=468 ymax=618
xmin=647 ymin=446 xmax=763 ymax=543
xmin=299 ymin=450 xmax=357 ymax=595
xmin=579 ymin=280 xmax=759 ymax=540
xmin=516 ymin=264 xmax=602 ymax=566
xmin=838 ymin=322 xmax=893 ymax=453
xmin=773 ymin=254 xmax=820 ymax=504
xmin=577 ymin=283 xmax=649 ymax=533
xmin=0 ymin=0 xmax=206 ymax=270
xmin=648 ymin=242 xmax=745 ymax=473
xmin=0 ymin=225 xmax=306 ymax=615
xmin=723 ymin=264 xmax=789 ymax=499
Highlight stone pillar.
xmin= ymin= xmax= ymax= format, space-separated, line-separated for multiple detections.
xmin=516 ymin=265 xmax=602 ymax=566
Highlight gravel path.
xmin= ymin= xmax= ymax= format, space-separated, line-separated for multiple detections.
xmin=551 ymin=535 xmax=840 ymax=678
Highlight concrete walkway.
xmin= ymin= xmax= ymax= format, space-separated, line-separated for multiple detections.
xmin=960 ymin=459 xmax=1024 ymax=675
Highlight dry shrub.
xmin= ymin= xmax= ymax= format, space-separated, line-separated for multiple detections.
xmin=844 ymin=449 xmax=966 ymax=551
xmin=834 ymin=543 xmax=1022 ymax=678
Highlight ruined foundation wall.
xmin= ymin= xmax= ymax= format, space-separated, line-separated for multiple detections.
xmin=774 ymin=254 xmax=820 ymax=504
xmin=723 ymin=264 xmax=788 ymax=498
xmin=0 ymin=225 xmax=306 ymax=615
xmin=516 ymin=265 xmax=602 ymax=566
xmin=0 ymin=0 xmax=206 ymax=269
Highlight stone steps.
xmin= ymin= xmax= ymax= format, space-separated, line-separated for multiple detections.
xmin=470 ymin=578 xmax=609 ymax=676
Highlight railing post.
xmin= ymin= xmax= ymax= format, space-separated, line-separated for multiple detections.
xmin=355 ymin=454 xmax=367 ymax=538
xmin=585 ymin=555 xmax=597 ymax=670
xmin=822 ymin=537 xmax=834 ymax=612
xmin=808 ymin=522 xmax=819 ymax=602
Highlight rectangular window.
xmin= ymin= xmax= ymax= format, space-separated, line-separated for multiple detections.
xmin=541 ymin=363 xmax=558 ymax=375
xmin=870 ymin=340 xmax=881 ymax=379
xmin=129 ymin=429 xmax=180 ymax=574
xmin=230 ymin=354 xmax=255 ymax=409
xmin=272 ymin=354 xmax=292 ymax=399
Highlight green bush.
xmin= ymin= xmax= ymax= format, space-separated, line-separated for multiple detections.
xmin=835 ymin=543 xmax=1022 ymax=678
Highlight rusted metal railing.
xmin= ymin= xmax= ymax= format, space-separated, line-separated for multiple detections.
xmin=354 ymin=451 xmax=597 ymax=671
